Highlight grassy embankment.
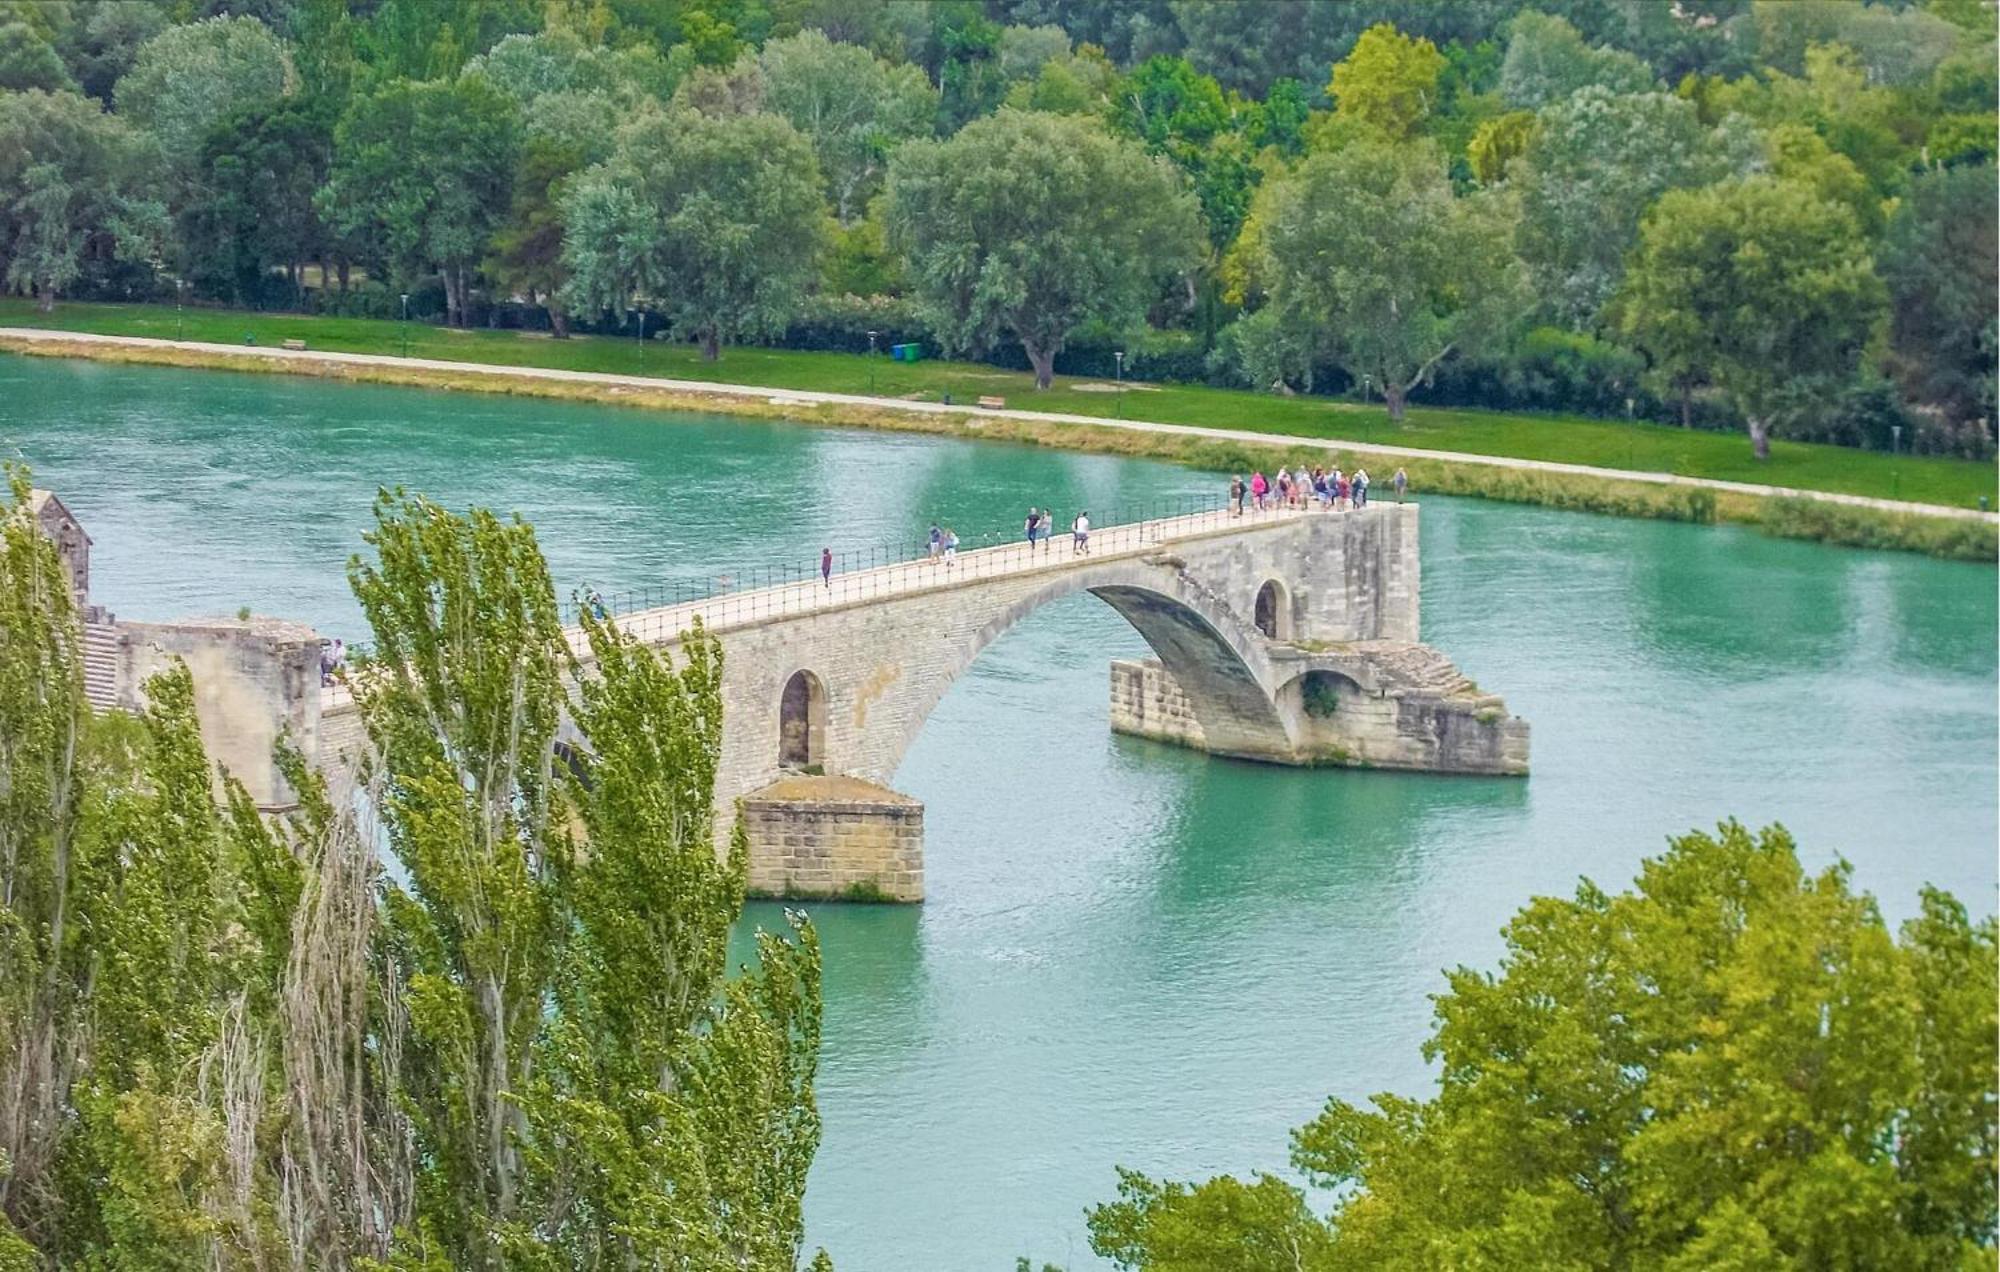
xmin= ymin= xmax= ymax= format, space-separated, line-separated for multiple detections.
xmin=1 ymin=299 xmax=1993 ymax=561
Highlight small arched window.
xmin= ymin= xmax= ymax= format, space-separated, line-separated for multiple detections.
xmin=1254 ymin=580 xmax=1290 ymax=640
xmin=778 ymin=669 xmax=827 ymax=769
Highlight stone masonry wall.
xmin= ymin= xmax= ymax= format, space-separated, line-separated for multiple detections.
xmin=740 ymin=780 xmax=924 ymax=901
xmin=1109 ymin=658 xmax=1206 ymax=749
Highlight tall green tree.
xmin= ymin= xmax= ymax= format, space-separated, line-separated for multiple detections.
xmin=324 ymin=75 xmax=520 ymax=326
xmin=1879 ymin=162 xmax=1998 ymax=451
xmin=0 ymin=473 xmax=827 ymax=1268
xmin=1257 ymin=139 xmax=1523 ymax=420
xmin=1620 ymin=175 xmax=1887 ymax=459
xmin=1512 ymin=86 xmax=1743 ymax=327
xmin=884 ymin=108 xmax=1202 ymax=388
xmin=0 ymin=88 xmax=163 ymax=310
xmin=562 ymin=107 xmax=826 ymax=359
xmin=749 ymin=30 xmax=935 ymax=224
xmin=1327 ymin=22 xmax=1445 ymax=141
xmin=1497 ymin=10 xmax=1653 ymax=109
xmin=113 ymin=15 xmax=292 ymax=177
xmin=1090 ymin=821 xmax=1999 ymax=1268
xmin=181 ymin=93 xmax=338 ymax=306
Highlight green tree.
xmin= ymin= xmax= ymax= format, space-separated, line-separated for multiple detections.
xmin=1513 ymin=86 xmax=1742 ymax=327
xmin=0 ymin=21 xmax=75 ymax=93
xmin=1466 ymin=108 xmax=1533 ymax=184
xmin=0 ymin=88 xmax=163 ymax=310
xmin=0 ymin=471 xmax=828 ymax=1268
xmin=1327 ymin=22 xmax=1445 ymax=141
xmin=1620 ymin=175 xmax=1887 ymax=459
xmin=562 ymin=108 xmax=826 ymax=359
xmin=1091 ymin=821 xmax=1999 ymax=1268
xmin=750 ymin=30 xmax=935 ymax=224
xmin=1497 ymin=10 xmax=1653 ymax=110
xmin=488 ymin=137 xmax=583 ymax=337
xmin=884 ymin=108 xmax=1202 ymax=388
xmin=1257 ymin=139 xmax=1523 ymax=420
xmin=181 ymin=93 xmax=338 ymax=306
xmin=1879 ymin=162 xmax=1998 ymax=449
xmin=113 ymin=15 xmax=292 ymax=177
xmin=56 ymin=0 xmax=170 ymax=102
xmin=324 ymin=75 xmax=521 ymax=326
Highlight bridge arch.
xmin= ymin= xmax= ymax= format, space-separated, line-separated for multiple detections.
xmin=877 ymin=557 xmax=1299 ymax=781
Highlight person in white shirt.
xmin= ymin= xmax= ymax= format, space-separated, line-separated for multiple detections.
xmin=1072 ymin=511 xmax=1090 ymax=554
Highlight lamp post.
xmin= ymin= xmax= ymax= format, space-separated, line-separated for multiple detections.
xmin=175 ymin=278 xmax=184 ymax=342
xmin=1114 ymin=350 xmax=1125 ymax=418
xmin=1891 ymin=423 xmax=1903 ymax=455
xmin=399 ymin=293 xmax=410 ymax=357
xmin=867 ymin=329 xmax=878 ymax=394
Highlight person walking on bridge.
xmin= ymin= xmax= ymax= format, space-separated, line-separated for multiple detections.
xmin=1353 ymin=468 xmax=1370 ymax=508
xmin=1072 ymin=510 xmax=1090 ymax=554
xmin=1025 ymin=507 xmax=1042 ymax=548
xmin=928 ymin=523 xmax=943 ymax=562
xmin=821 ymin=546 xmax=832 ymax=588
xmin=1393 ymin=467 xmax=1408 ymax=502
xmin=1250 ymin=470 xmax=1268 ymax=511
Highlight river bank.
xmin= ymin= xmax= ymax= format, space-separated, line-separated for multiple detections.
xmin=4 ymin=327 xmax=1993 ymax=562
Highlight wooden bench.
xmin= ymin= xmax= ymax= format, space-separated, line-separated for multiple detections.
xmin=281 ymin=338 xmax=307 ymax=351
xmin=975 ymin=395 xmax=1006 ymax=409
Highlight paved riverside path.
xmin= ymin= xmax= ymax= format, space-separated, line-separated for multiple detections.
xmin=5 ymin=327 xmax=1992 ymax=524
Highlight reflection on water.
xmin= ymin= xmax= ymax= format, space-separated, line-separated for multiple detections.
xmin=6 ymin=356 xmax=1995 ymax=1268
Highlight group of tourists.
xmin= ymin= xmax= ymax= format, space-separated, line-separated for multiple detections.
xmin=927 ymin=523 xmax=962 ymax=562
xmin=1024 ymin=507 xmax=1090 ymax=554
xmin=317 ymin=637 xmax=346 ymax=687
xmin=1230 ymin=464 xmax=1407 ymax=515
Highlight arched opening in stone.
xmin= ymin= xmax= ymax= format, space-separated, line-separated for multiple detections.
xmin=1254 ymin=579 xmax=1290 ymax=640
xmin=779 ymin=669 xmax=826 ymax=770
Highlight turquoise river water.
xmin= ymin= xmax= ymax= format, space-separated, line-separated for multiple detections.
xmin=3 ymin=356 xmax=1995 ymax=1269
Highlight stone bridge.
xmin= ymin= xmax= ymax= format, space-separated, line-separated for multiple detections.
xmin=84 ymin=501 xmax=1527 ymax=904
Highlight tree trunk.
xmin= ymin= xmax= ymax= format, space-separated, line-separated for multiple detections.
xmin=1748 ymin=415 xmax=1771 ymax=460
xmin=1024 ymin=341 xmax=1055 ymax=390
xmin=1679 ymin=383 xmax=1692 ymax=429
xmin=1383 ymin=381 xmax=1407 ymax=423
xmin=440 ymin=269 xmax=458 ymax=328
xmin=701 ymin=327 xmax=720 ymax=361
xmin=336 ymin=260 xmax=350 ymax=292
xmin=36 ymin=289 xmax=54 ymax=313
xmin=548 ymin=306 xmax=569 ymax=339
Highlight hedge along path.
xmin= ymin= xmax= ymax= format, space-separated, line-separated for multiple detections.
xmin=3 ymin=327 xmax=1994 ymax=562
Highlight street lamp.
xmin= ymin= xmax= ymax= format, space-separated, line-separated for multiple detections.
xmin=399 ymin=293 xmax=410 ymax=357
xmin=1891 ymin=423 xmax=1903 ymax=454
xmin=867 ymin=329 xmax=878 ymax=394
xmin=1114 ymin=350 xmax=1125 ymax=418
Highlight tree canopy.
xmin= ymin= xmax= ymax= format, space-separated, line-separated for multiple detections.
xmin=0 ymin=471 xmax=826 ymax=1268
xmin=885 ymin=108 xmax=1202 ymax=388
xmin=1089 ymin=821 xmax=1998 ymax=1268
xmin=562 ymin=106 xmax=826 ymax=358
xmin=1620 ymin=175 xmax=1887 ymax=458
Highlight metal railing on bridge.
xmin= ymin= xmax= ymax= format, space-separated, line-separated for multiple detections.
xmin=559 ymin=489 xmax=1378 ymax=647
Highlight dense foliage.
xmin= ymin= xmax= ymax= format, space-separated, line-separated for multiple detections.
xmin=0 ymin=0 xmax=1992 ymax=454
xmin=0 ymin=471 xmax=823 ymax=1268
xmin=1088 ymin=821 xmax=1998 ymax=1269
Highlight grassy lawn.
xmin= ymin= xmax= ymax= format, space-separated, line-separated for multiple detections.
xmin=3 ymin=298 xmax=1992 ymax=509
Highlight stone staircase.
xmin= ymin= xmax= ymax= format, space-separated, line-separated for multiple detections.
xmin=1345 ymin=640 xmax=1481 ymax=699
xmin=82 ymin=621 xmax=121 ymax=711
